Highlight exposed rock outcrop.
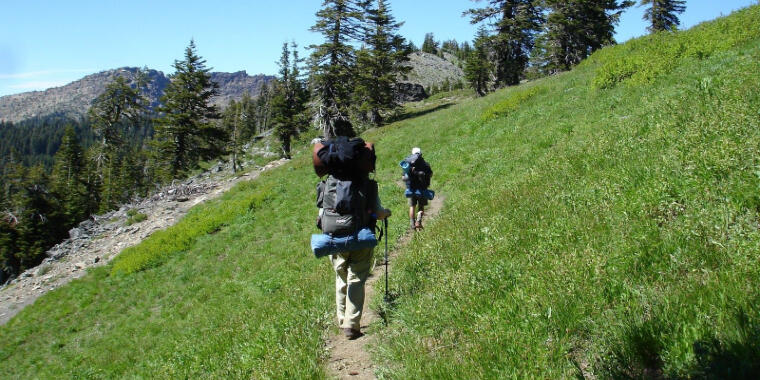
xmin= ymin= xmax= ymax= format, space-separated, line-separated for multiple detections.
xmin=395 ymin=82 xmax=427 ymax=102
xmin=403 ymin=51 xmax=465 ymax=91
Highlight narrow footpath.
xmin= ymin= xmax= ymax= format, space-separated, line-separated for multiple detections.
xmin=326 ymin=195 xmax=445 ymax=379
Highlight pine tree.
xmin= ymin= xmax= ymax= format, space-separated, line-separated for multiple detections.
xmin=460 ymin=41 xmax=473 ymax=61
xmin=441 ymin=78 xmax=451 ymax=92
xmin=0 ymin=217 xmax=19 ymax=282
xmin=466 ymin=0 xmax=543 ymax=86
xmin=50 ymin=126 xmax=89 ymax=226
xmin=542 ymin=0 xmax=634 ymax=71
xmin=0 ymin=149 xmax=20 ymax=212
xmin=465 ymin=26 xmax=494 ymax=96
xmin=442 ymin=39 xmax=460 ymax=55
xmin=255 ymin=83 xmax=272 ymax=134
xmin=421 ymin=33 xmax=439 ymax=55
xmin=88 ymin=74 xmax=146 ymax=152
xmin=153 ymin=40 xmax=225 ymax=178
xmin=640 ymin=0 xmax=685 ymax=33
xmin=11 ymin=165 xmax=65 ymax=273
xmin=353 ymin=0 xmax=411 ymax=126
xmin=1 ymin=149 xmax=24 ymax=224
xmin=272 ymin=42 xmax=309 ymax=158
xmin=220 ymin=89 xmax=261 ymax=173
xmin=221 ymin=100 xmax=245 ymax=172
xmin=309 ymin=0 xmax=366 ymax=138
xmin=82 ymin=146 xmax=103 ymax=214
xmin=88 ymin=70 xmax=149 ymax=211
xmin=98 ymin=155 xmax=122 ymax=212
xmin=289 ymin=42 xmax=311 ymax=137
xmin=272 ymin=44 xmax=293 ymax=158
xmin=118 ymin=146 xmax=150 ymax=199
xmin=0 ymin=154 xmax=68 ymax=278
xmin=114 ymin=149 xmax=142 ymax=204
xmin=238 ymin=91 xmax=258 ymax=140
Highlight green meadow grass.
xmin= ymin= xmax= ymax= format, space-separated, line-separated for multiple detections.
xmin=370 ymin=6 xmax=760 ymax=379
xmin=1 ymin=5 xmax=759 ymax=378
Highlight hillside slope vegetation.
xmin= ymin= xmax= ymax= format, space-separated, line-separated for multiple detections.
xmin=2 ymin=6 xmax=760 ymax=378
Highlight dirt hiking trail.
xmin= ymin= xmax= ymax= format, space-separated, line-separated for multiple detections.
xmin=326 ymin=195 xmax=445 ymax=379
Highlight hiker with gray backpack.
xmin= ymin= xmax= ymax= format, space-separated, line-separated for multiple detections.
xmin=400 ymin=147 xmax=434 ymax=230
xmin=310 ymin=134 xmax=391 ymax=340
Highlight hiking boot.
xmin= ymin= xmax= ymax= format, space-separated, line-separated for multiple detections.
xmin=342 ymin=328 xmax=362 ymax=340
xmin=410 ymin=218 xmax=416 ymax=230
xmin=415 ymin=211 xmax=424 ymax=230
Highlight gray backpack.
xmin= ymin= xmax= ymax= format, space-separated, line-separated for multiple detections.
xmin=317 ymin=176 xmax=377 ymax=236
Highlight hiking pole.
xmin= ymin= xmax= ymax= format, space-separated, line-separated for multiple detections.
xmin=383 ymin=217 xmax=389 ymax=325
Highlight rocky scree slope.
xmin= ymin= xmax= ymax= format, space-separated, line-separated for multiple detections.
xmin=403 ymin=51 xmax=464 ymax=90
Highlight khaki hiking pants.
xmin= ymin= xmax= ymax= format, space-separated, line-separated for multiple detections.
xmin=330 ymin=247 xmax=374 ymax=330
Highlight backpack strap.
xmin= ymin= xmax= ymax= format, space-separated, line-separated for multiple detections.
xmin=364 ymin=179 xmax=379 ymax=231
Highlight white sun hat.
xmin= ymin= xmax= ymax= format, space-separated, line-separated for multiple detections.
xmin=412 ymin=147 xmax=421 ymax=155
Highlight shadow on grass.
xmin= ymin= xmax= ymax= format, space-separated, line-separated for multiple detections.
xmin=600 ymin=308 xmax=760 ymax=379
xmin=388 ymin=103 xmax=453 ymax=123
xmin=692 ymin=310 xmax=760 ymax=379
xmin=377 ymin=290 xmax=400 ymax=326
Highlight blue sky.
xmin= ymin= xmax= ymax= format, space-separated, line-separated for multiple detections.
xmin=1 ymin=0 xmax=757 ymax=97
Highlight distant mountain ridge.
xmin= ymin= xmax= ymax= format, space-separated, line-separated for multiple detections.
xmin=0 ymin=68 xmax=275 ymax=124
xmin=0 ymin=53 xmax=464 ymax=124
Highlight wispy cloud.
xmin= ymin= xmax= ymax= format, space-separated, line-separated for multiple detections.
xmin=0 ymin=68 xmax=95 ymax=80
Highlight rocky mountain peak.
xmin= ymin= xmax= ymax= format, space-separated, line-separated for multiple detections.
xmin=0 ymin=68 xmax=274 ymax=124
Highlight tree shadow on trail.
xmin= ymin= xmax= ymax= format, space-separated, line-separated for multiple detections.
xmin=388 ymin=103 xmax=453 ymax=123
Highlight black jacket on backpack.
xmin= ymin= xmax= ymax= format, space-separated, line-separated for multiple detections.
xmin=403 ymin=153 xmax=432 ymax=190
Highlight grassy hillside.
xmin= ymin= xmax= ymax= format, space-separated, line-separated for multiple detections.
xmin=370 ymin=6 xmax=760 ymax=378
xmin=2 ymin=5 xmax=760 ymax=378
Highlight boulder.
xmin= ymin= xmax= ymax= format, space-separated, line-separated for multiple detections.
xmin=79 ymin=219 xmax=95 ymax=230
xmin=69 ymin=227 xmax=85 ymax=240
xmin=395 ymin=82 xmax=427 ymax=102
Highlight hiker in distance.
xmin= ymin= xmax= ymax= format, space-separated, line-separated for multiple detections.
xmin=310 ymin=131 xmax=391 ymax=340
xmin=401 ymin=147 xmax=433 ymax=230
